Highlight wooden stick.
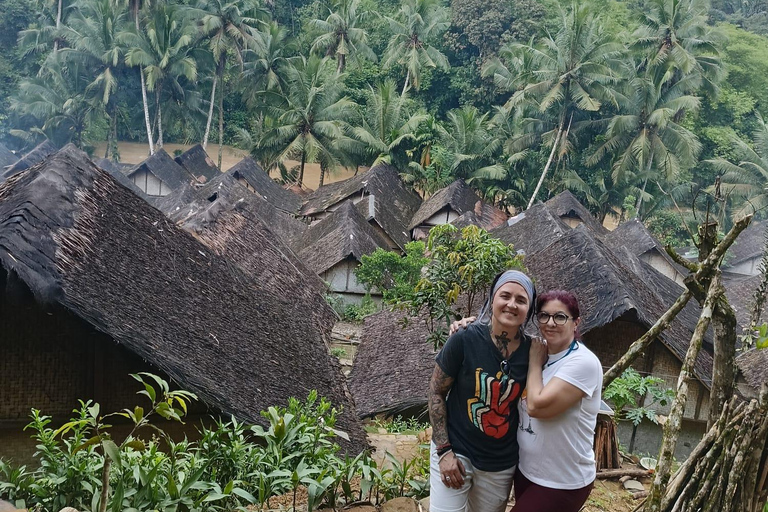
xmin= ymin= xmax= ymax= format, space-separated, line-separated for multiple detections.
xmin=597 ymin=468 xmax=653 ymax=479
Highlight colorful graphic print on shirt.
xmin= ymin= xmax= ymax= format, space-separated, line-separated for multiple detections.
xmin=466 ymin=369 xmax=523 ymax=439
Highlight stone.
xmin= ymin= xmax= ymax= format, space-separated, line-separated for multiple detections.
xmin=380 ymin=497 xmax=420 ymax=512
xmin=345 ymin=506 xmax=377 ymax=512
xmin=623 ymin=479 xmax=645 ymax=491
xmin=419 ymin=496 xmax=430 ymax=512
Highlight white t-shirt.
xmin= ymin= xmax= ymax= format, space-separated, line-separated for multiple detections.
xmin=517 ymin=342 xmax=602 ymax=489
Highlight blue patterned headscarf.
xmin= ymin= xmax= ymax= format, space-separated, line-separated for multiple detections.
xmin=477 ymin=270 xmax=536 ymax=324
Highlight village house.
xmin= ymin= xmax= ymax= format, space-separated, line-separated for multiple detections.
xmin=1 ymin=140 xmax=58 ymax=181
xmin=722 ymin=219 xmax=767 ymax=276
xmin=606 ymin=218 xmax=688 ymax=287
xmin=123 ymin=148 xmax=197 ymax=199
xmin=0 ymin=143 xmax=18 ymax=170
xmin=0 ymin=145 xmax=367 ymax=462
xmin=226 ymin=157 xmax=303 ymax=214
xmin=544 ymin=190 xmax=609 ymax=235
xmin=291 ymin=200 xmax=391 ymax=302
xmin=173 ymin=144 xmax=221 ymax=184
xmin=409 ymin=179 xmax=508 ymax=240
xmin=299 ymin=164 xmax=422 ymax=252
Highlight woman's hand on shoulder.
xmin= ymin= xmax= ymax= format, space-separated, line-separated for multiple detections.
xmin=448 ymin=316 xmax=476 ymax=336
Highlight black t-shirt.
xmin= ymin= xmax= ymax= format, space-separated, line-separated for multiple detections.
xmin=435 ymin=322 xmax=529 ymax=472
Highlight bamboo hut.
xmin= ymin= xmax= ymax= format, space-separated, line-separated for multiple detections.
xmin=174 ymin=144 xmax=221 ymax=183
xmin=0 ymin=145 xmax=367 ymax=462
xmin=291 ymin=200 xmax=391 ymax=301
xmin=606 ymin=219 xmax=688 ymax=286
xmin=0 ymin=143 xmax=18 ymax=170
xmin=722 ymin=220 xmax=767 ymax=276
xmin=409 ymin=180 xmax=508 ymax=239
xmin=228 ymin=157 xmax=303 ymax=214
xmin=491 ymin=202 xmax=571 ymax=256
xmin=300 ymin=164 xmax=422 ymax=251
xmin=2 ymin=140 xmax=58 ymax=180
xmin=544 ymin=190 xmax=608 ymax=235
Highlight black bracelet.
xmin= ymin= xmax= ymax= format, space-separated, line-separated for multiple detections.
xmin=436 ymin=443 xmax=452 ymax=456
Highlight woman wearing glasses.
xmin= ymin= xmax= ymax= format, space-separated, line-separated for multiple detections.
xmin=511 ymin=289 xmax=602 ymax=512
xmin=428 ymin=270 xmax=536 ymax=512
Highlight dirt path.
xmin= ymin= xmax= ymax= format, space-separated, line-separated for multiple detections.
xmin=94 ymin=141 xmax=359 ymax=190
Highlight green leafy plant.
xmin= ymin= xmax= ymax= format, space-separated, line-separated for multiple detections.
xmin=605 ymin=368 xmax=675 ymax=426
xmin=330 ymin=347 xmax=348 ymax=358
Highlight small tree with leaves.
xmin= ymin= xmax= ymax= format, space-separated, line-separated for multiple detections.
xmin=355 ymin=240 xmax=428 ymax=304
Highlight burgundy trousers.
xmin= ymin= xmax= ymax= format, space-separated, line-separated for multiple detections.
xmin=510 ymin=470 xmax=594 ymax=512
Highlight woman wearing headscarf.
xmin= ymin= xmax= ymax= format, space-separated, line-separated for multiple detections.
xmin=428 ymin=270 xmax=536 ymax=512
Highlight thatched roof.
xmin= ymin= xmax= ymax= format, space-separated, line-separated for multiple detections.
xmin=724 ymin=274 xmax=767 ymax=331
xmin=606 ymin=219 xmax=689 ymax=276
xmin=300 ymin=164 xmax=421 ymax=250
xmin=126 ymin=148 xmax=196 ymax=190
xmin=528 ymin=226 xmax=713 ymax=387
xmin=544 ymin=190 xmax=608 ymax=235
xmin=349 ymin=309 xmax=435 ymax=418
xmin=409 ymin=180 xmax=504 ymax=230
xmin=0 ymin=143 xmax=18 ymax=169
xmin=452 ymin=201 xmax=509 ymax=231
xmin=160 ymin=171 xmax=309 ymax=244
xmin=174 ymin=144 xmax=221 ymax=183
xmin=292 ymin=200 xmax=391 ymax=275
xmin=0 ymin=145 xmax=366 ymax=451
xmin=736 ymin=349 xmax=768 ymax=390
xmin=228 ymin=157 xmax=302 ymax=214
xmin=490 ymin=202 xmax=571 ymax=256
xmin=2 ymin=140 xmax=58 ymax=179
xmin=726 ymin=219 xmax=766 ymax=267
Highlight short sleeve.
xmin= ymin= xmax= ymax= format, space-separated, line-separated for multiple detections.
xmin=435 ymin=329 xmax=466 ymax=378
xmin=554 ymin=351 xmax=602 ymax=398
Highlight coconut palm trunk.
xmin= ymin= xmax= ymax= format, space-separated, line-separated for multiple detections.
xmin=634 ymin=152 xmax=654 ymax=217
xmin=54 ymin=0 xmax=63 ymax=52
xmin=299 ymin=147 xmax=306 ymax=187
xmin=318 ymin=162 xmax=326 ymax=188
xmin=527 ymin=117 xmax=566 ymax=210
xmin=202 ymin=74 xmax=217 ymax=149
xmin=218 ymin=59 xmax=225 ymax=169
xmin=401 ymin=71 xmax=410 ymax=96
xmin=132 ymin=1 xmax=154 ymax=155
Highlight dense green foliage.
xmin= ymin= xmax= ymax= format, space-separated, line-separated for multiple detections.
xmin=4 ymin=0 xmax=768 ymax=226
xmin=0 ymin=376 xmax=429 ymax=512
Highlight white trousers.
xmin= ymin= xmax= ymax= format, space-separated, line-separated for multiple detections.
xmin=429 ymin=442 xmax=515 ymax=512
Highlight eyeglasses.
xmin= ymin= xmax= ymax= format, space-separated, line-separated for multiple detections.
xmin=536 ymin=312 xmax=572 ymax=325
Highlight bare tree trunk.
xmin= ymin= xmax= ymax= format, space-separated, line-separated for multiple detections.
xmin=635 ymin=153 xmax=655 ymax=218
xmin=402 ymin=71 xmax=410 ymax=96
xmin=54 ymin=0 xmax=63 ymax=52
xmin=603 ymin=290 xmax=692 ymax=390
xmin=202 ymin=74 xmax=217 ymax=150
xmin=337 ymin=53 xmax=345 ymax=74
xmin=527 ymin=118 xmax=565 ymax=210
xmin=99 ymin=456 xmax=111 ymax=512
xmin=217 ymin=56 xmax=226 ymax=170
xmin=133 ymin=7 xmax=154 ymax=156
xmin=157 ymin=96 xmax=163 ymax=148
xmin=710 ymin=302 xmax=737 ymax=427
xmin=318 ymin=163 xmax=326 ymax=188
xmin=299 ymin=149 xmax=306 ymax=188
xmin=644 ymin=273 xmax=723 ymax=512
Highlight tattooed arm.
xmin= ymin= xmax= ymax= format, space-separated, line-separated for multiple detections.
xmin=428 ymin=363 xmax=454 ymax=445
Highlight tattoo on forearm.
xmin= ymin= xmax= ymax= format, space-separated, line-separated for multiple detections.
xmin=428 ymin=364 xmax=454 ymax=447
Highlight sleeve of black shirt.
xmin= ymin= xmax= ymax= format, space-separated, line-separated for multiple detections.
xmin=435 ymin=328 xmax=466 ymax=378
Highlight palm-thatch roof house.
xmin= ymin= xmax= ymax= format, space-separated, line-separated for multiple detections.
xmin=2 ymin=140 xmax=58 ymax=180
xmin=299 ymin=164 xmax=422 ymax=252
xmin=94 ymin=157 xmax=148 ymax=198
xmin=124 ymin=148 xmax=196 ymax=198
xmin=491 ymin=202 xmax=571 ymax=256
xmin=736 ymin=349 xmax=768 ymax=398
xmin=174 ymin=144 xmax=221 ymax=183
xmin=0 ymin=143 xmax=18 ymax=169
xmin=409 ymin=180 xmax=508 ymax=239
xmin=291 ymin=200 xmax=391 ymax=301
xmin=227 ymin=157 xmax=303 ymax=214
xmin=606 ymin=219 xmax=687 ymax=287
xmin=160 ymin=171 xmax=309 ymax=246
xmin=0 ymin=145 xmax=367 ymax=461
xmin=544 ymin=190 xmax=608 ymax=235
xmin=351 ymin=223 xmax=714 ymax=457
xmin=723 ymin=220 xmax=766 ymax=276
xmin=724 ymin=274 xmax=766 ymax=331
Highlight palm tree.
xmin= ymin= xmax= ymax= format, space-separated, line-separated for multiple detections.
xmin=58 ymin=0 xmax=131 ymax=160
xmin=440 ymin=105 xmax=506 ymax=183
xmin=18 ymin=0 xmax=66 ymax=57
xmin=259 ymin=56 xmax=355 ymax=188
xmin=382 ymin=0 xmax=450 ymax=95
xmin=195 ymin=0 xmax=264 ymax=168
xmin=125 ymin=2 xmax=197 ymax=148
xmin=241 ymin=21 xmax=292 ymax=104
xmin=122 ymin=0 xmax=155 ymax=154
xmin=343 ymin=79 xmax=427 ymax=168
xmin=588 ymin=65 xmax=702 ymax=217
xmin=632 ymin=0 xmax=723 ymax=93
xmin=309 ymin=0 xmax=375 ymax=73
xmin=707 ymin=114 xmax=768 ymax=219
xmin=483 ymin=2 xmax=624 ymax=209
